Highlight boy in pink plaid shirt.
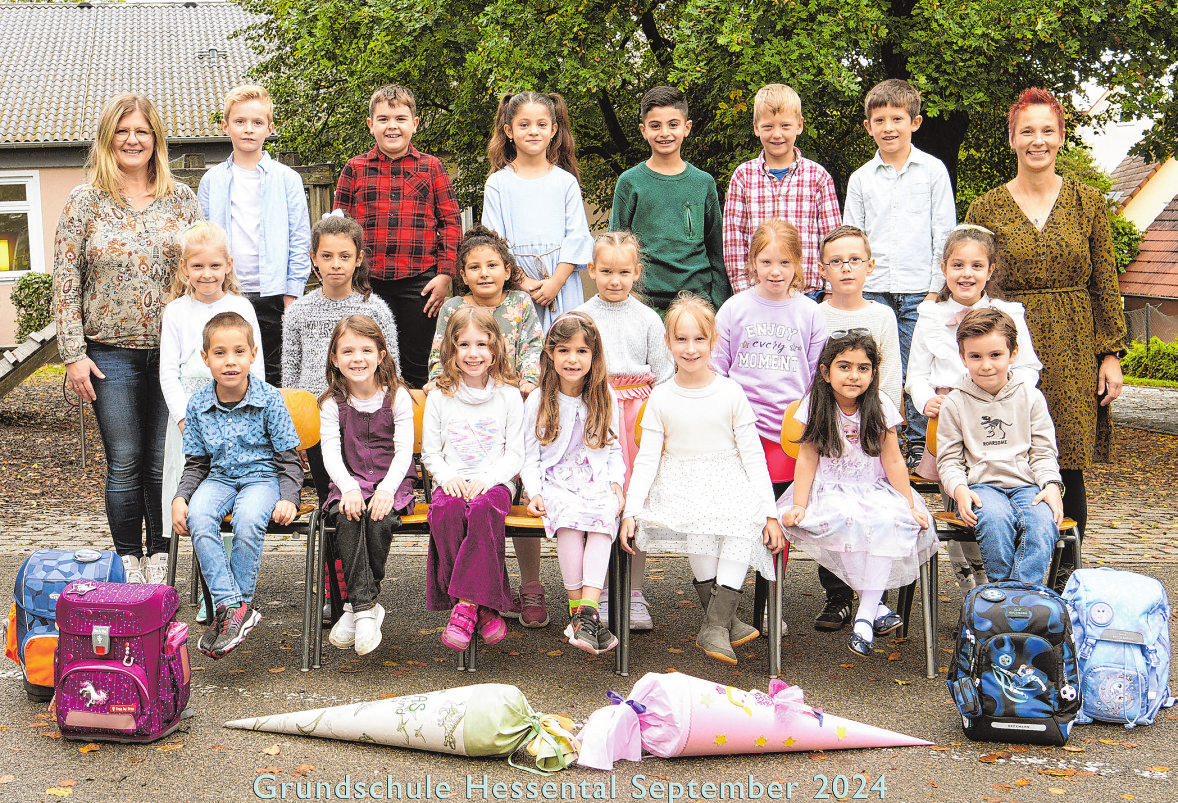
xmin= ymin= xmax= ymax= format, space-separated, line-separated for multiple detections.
xmin=722 ymin=84 xmax=841 ymax=298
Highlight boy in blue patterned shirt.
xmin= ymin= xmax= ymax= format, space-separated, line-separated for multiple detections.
xmin=171 ymin=312 xmax=303 ymax=659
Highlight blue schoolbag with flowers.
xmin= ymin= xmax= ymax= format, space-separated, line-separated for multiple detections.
xmin=947 ymin=581 xmax=1080 ymax=746
xmin=1061 ymin=568 xmax=1174 ymax=728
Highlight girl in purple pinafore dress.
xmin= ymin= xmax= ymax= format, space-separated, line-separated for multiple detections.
xmin=319 ymin=315 xmax=415 ymax=657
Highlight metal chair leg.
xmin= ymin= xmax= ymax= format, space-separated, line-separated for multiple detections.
xmin=464 ymin=635 xmax=477 ymax=672
xmin=188 ymin=551 xmax=199 ymax=605
xmin=618 ymin=543 xmax=631 ymax=677
xmin=922 ymin=553 xmax=939 ymax=679
xmin=302 ymin=509 xmax=319 ymax=672
xmin=166 ymin=531 xmax=180 ymax=588
xmin=313 ymin=517 xmax=328 ymax=669
xmin=768 ymin=554 xmax=784 ymax=678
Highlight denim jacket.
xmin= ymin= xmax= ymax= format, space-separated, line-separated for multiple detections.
xmin=198 ymin=152 xmax=312 ymax=298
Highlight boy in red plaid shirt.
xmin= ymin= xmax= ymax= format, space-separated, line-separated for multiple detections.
xmin=722 ymin=84 xmax=841 ymax=299
xmin=335 ymin=84 xmax=462 ymax=387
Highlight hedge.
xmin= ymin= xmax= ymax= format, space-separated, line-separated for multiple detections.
xmin=1122 ymin=338 xmax=1178 ymax=383
xmin=11 ymin=272 xmax=53 ymax=343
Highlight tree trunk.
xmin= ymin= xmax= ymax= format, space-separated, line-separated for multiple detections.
xmin=913 ymin=109 xmax=970 ymax=195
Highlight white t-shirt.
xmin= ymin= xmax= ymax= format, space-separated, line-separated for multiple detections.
xmin=230 ymin=163 xmax=263 ymax=291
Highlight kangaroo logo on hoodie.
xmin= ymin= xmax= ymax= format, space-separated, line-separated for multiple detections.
xmin=981 ymin=415 xmax=1010 ymax=443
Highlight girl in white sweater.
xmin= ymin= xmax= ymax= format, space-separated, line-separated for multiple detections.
xmin=421 ymin=306 xmax=524 ymax=652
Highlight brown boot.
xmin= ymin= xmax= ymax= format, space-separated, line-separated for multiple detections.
xmin=695 ymin=583 xmax=738 ymax=665
xmin=693 ymin=579 xmax=760 ymax=647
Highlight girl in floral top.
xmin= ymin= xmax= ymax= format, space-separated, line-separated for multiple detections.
xmin=53 ymin=93 xmax=201 ymax=585
xmin=426 ymin=224 xmax=544 ymax=395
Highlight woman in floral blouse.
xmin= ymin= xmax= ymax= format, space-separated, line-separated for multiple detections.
xmin=965 ymin=88 xmax=1127 ymax=582
xmin=53 ymin=93 xmax=201 ymax=584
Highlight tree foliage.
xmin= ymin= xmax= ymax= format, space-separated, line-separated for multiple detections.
xmin=238 ymin=0 xmax=1178 ymax=214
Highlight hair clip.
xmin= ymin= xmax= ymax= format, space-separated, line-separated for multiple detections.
xmin=322 ymin=209 xmax=345 ymax=220
xmin=952 ymin=223 xmax=992 ymax=235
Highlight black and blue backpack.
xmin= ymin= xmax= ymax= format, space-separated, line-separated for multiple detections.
xmin=947 ymin=581 xmax=1080 ymax=745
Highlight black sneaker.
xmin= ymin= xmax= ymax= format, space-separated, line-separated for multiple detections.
xmin=814 ymin=597 xmax=853 ymax=632
xmin=569 ymin=607 xmax=618 ymax=655
xmin=209 ymin=603 xmax=262 ymax=659
xmin=197 ymin=605 xmax=228 ymax=657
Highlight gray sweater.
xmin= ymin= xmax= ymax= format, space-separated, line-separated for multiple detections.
xmin=936 ymin=375 xmax=1062 ymax=495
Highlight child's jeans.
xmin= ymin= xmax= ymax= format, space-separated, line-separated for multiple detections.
xmin=327 ymin=502 xmax=399 ymax=612
xmin=188 ymin=474 xmax=279 ymax=609
xmin=971 ymin=483 xmax=1056 ymax=585
xmin=425 ymin=486 xmax=512 ymax=612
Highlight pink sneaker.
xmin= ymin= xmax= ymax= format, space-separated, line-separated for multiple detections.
xmin=441 ymin=602 xmax=478 ymax=650
xmin=500 ymin=589 xmax=521 ymax=619
xmin=519 ymin=581 xmax=550 ymax=628
xmin=477 ymin=607 xmax=507 ymax=645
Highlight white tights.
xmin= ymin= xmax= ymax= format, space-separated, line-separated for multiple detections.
xmin=687 ymin=554 xmax=748 ymax=591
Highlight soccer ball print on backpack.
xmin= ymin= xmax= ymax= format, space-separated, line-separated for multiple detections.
xmin=947 ymin=581 xmax=1080 ymax=746
xmin=1062 ymin=568 xmax=1175 ymax=728
xmin=54 ymin=580 xmax=192 ymax=743
xmin=5 ymin=548 xmax=125 ymax=702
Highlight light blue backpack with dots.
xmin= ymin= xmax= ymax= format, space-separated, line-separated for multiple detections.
xmin=1062 ymin=568 xmax=1175 ymax=728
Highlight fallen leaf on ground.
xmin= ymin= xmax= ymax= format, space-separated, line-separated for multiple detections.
xmin=1062 ymin=745 xmax=1085 ymax=752
xmin=894 ymin=679 xmax=910 ymax=685
xmin=45 ymin=788 xmax=72 ymax=798
xmin=1048 ymin=789 xmax=1066 ymax=795
xmin=42 ymin=732 xmax=62 ymax=739
xmin=0 ymin=775 xmax=13 ymax=784
xmin=155 ymin=743 xmax=183 ymax=752
xmin=808 ymin=752 xmax=826 ymax=760
xmin=993 ymin=782 xmax=1014 ymax=791
xmin=78 ymin=744 xmax=99 ymax=753
xmin=930 ymin=746 xmax=950 ymax=751
xmin=262 ymin=744 xmax=281 ymax=756
xmin=256 ymin=767 xmax=284 ymax=774
xmin=228 ymin=669 xmax=245 ymax=675
xmin=839 ymin=663 xmax=854 ymax=668
xmin=291 ymin=764 xmax=315 ymax=777
xmin=888 ymin=652 xmax=902 ymax=661
xmin=668 ymin=648 xmax=683 ymax=654
xmin=980 ymin=751 xmax=1011 ymax=763
xmin=1008 ymin=745 xmax=1029 ymax=753
xmin=57 ymin=780 xmax=77 ymax=788
xmin=546 ymin=650 xmax=562 ymax=657
xmin=1040 ymin=768 xmax=1075 ymax=777
xmin=268 ymin=667 xmax=286 ymax=674
xmin=1147 ymin=766 xmax=1170 ymax=772
xmin=1014 ymin=777 xmax=1032 ymax=786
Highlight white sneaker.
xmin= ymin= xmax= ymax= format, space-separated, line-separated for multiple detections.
xmin=144 ymin=553 xmax=168 ymax=585
xmin=354 ymin=604 xmax=385 ymax=656
xmin=630 ymin=591 xmax=654 ymax=631
xmin=121 ymin=555 xmax=146 ymax=584
xmin=328 ymin=603 xmax=356 ymax=649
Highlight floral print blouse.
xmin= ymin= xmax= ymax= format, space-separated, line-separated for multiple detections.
xmin=426 ymin=290 xmax=544 ymax=386
xmin=53 ymin=183 xmax=201 ymax=362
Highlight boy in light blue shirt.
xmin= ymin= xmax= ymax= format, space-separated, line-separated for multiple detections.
xmin=171 ymin=313 xmax=303 ymax=660
xmin=198 ymin=85 xmax=312 ymax=386
xmin=844 ymin=79 xmax=956 ymax=469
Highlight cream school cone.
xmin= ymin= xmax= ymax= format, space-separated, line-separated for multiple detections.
xmin=224 ymin=683 xmax=576 ymax=771
xmin=578 ymin=671 xmax=931 ymax=770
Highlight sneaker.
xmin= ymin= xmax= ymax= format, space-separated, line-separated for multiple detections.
xmin=630 ymin=590 xmax=653 ymax=631
xmin=143 ymin=553 xmax=168 ymax=585
xmin=328 ymin=603 xmax=356 ymax=649
xmin=951 ymin=561 xmax=977 ymax=592
xmin=476 ymin=607 xmax=507 ymax=645
xmin=441 ymin=602 xmax=478 ymax=651
xmin=197 ymin=605 xmax=227 ymax=656
xmin=353 ymin=604 xmax=385 ymax=656
xmin=568 ymin=606 xmax=618 ymax=655
xmin=814 ymin=596 xmax=853 ymax=632
xmin=501 ymin=589 xmax=522 ymax=619
xmin=519 ymin=581 xmax=550 ymax=628
xmin=196 ymin=598 xmax=212 ymax=626
xmin=121 ymin=555 xmax=146 ymax=585
xmin=208 ymin=603 xmax=262 ymax=659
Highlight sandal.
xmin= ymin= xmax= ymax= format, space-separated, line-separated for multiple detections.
xmin=847 ymin=618 xmax=875 ymax=658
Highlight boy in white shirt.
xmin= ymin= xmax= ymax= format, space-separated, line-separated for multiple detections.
xmin=844 ymin=79 xmax=955 ymax=470
xmin=198 ymin=85 xmax=312 ymax=385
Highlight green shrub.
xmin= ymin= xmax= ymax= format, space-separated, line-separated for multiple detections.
xmin=11 ymin=272 xmax=53 ymax=343
xmin=1122 ymin=337 xmax=1178 ymax=382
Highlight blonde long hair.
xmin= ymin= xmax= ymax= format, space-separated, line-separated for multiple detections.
xmin=535 ymin=314 xmax=614 ymax=449
xmin=87 ymin=93 xmax=176 ymax=203
xmin=434 ymin=306 xmax=517 ymax=395
xmin=170 ymin=222 xmax=243 ymax=300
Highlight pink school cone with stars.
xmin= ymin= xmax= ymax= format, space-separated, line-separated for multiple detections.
xmin=577 ymin=671 xmax=931 ymax=770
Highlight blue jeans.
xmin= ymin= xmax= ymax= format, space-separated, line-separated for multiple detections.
xmin=971 ymin=484 xmax=1056 ymax=584
xmin=87 ymin=341 xmax=168 ymax=558
xmin=187 ymin=474 xmax=278 ymax=608
xmin=862 ymin=292 xmax=926 ymax=447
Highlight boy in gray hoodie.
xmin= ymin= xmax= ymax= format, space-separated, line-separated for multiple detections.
xmin=936 ymin=308 xmax=1063 ymax=584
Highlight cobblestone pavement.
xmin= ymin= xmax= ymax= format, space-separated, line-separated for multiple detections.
xmin=1112 ymin=383 xmax=1178 ymax=435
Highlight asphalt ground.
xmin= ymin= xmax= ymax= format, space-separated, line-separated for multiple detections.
xmin=2 ymin=552 xmax=1175 ymax=803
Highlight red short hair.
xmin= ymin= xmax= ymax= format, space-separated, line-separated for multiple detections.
xmin=1007 ymin=88 xmax=1066 ymax=140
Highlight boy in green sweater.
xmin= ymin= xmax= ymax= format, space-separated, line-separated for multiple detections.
xmin=609 ymin=86 xmax=731 ymax=311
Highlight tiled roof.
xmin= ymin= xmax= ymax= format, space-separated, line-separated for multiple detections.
xmin=1120 ymin=196 xmax=1178 ymax=300
xmin=0 ymin=1 xmax=259 ymax=145
xmin=1108 ymin=154 xmax=1160 ymax=212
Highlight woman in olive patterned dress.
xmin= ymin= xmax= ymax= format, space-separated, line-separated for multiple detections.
xmin=965 ymin=88 xmax=1127 ymax=577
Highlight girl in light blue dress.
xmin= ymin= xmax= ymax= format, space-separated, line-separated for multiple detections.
xmin=483 ymin=91 xmax=594 ymax=333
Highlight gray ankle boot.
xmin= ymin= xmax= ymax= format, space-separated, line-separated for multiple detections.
xmin=693 ymin=579 xmax=760 ymax=647
xmin=695 ymin=584 xmax=738 ymax=665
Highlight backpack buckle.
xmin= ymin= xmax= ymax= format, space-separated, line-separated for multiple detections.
xmin=91 ymin=625 xmax=111 ymax=657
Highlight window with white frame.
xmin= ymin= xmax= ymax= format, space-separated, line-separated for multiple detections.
xmin=0 ymin=172 xmax=44 ymax=277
